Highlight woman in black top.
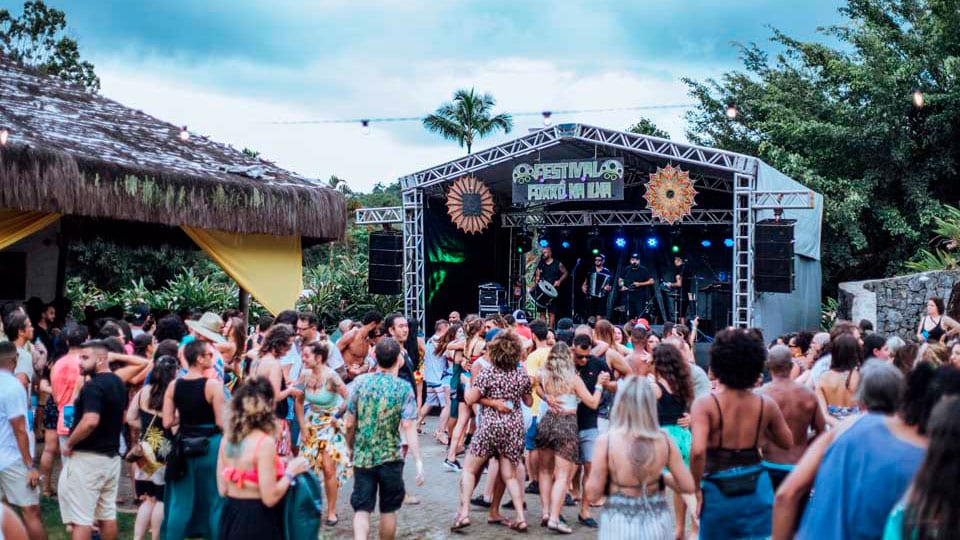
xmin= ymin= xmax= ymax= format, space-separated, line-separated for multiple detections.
xmin=161 ymin=340 xmax=225 ymax=540
xmin=650 ymin=344 xmax=696 ymax=540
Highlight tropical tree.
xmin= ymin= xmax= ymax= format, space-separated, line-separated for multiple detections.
xmin=0 ymin=1 xmax=99 ymax=90
xmin=627 ymin=117 xmax=671 ymax=139
xmin=326 ymin=175 xmax=353 ymax=195
xmin=422 ymin=88 xmax=513 ymax=154
xmin=683 ymin=0 xmax=960 ymax=287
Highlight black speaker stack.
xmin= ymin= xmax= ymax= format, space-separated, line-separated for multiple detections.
xmin=368 ymin=231 xmax=403 ymax=295
xmin=754 ymin=219 xmax=795 ymax=293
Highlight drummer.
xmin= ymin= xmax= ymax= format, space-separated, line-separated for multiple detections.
xmin=534 ymin=245 xmax=568 ymax=328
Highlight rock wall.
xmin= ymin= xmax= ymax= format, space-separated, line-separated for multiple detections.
xmin=840 ymin=270 xmax=960 ymax=339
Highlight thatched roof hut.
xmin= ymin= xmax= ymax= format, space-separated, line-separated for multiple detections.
xmin=0 ymin=54 xmax=345 ymax=241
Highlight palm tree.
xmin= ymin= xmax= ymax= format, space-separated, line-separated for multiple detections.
xmin=422 ymin=88 xmax=513 ymax=154
xmin=326 ymin=175 xmax=353 ymax=195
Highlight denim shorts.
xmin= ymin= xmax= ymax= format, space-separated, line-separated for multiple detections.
xmin=700 ymin=464 xmax=773 ymax=540
xmin=577 ymin=428 xmax=599 ymax=464
xmin=524 ymin=417 xmax=539 ymax=451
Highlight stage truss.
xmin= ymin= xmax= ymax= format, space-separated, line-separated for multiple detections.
xmin=360 ymin=124 xmax=814 ymax=330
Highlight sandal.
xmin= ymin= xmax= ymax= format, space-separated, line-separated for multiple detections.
xmin=325 ymin=516 xmax=339 ymax=527
xmin=451 ymin=513 xmax=471 ymax=531
xmin=511 ymin=520 xmax=528 ymax=532
xmin=540 ymin=515 xmax=550 ymax=527
xmin=487 ymin=517 xmax=511 ymax=526
xmin=547 ymin=520 xmax=573 ymax=534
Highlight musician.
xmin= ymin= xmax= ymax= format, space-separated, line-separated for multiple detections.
xmin=581 ymin=253 xmax=613 ymax=319
xmin=534 ymin=246 xmax=568 ymax=327
xmin=618 ymin=253 xmax=654 ymax=320
xmin=664 ymin=255 xmax=693 ymax=324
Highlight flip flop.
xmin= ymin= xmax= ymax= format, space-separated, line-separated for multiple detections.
xmin=547 ymin=520 xmax=573 ymax=534
xmin=510 ymin=520 xmax=529 ymax=533
xmin=451 ymin=514 xmax=471 ymax=531
xmin=487 ymin=517 xmax=511 ymax=526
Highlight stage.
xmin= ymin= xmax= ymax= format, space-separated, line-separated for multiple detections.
xmin=358 ymin=123 xmax=823 ymax=341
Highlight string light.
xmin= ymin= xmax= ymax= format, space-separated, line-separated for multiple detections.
xmin=178 ymin=126 xmax=190 ymax=141
xmin=0 ymin=129 xmax=8 ymax=146
xmin=542 ymin=111 xmax=552 ymax=126
xmin=725 ymin=104 xmax=738 ymax=120
xmin=360 ymin=119 xmax=371 ymax=135
xmin=912 ymin=90 xmax=924 ymax=108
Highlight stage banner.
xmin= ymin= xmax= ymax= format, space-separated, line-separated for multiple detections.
xmin=512 ymin=158 xmax=624 ymax=204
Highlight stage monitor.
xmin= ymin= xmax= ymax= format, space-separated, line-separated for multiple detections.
xmin=754 ymin=219 xmax=795 ymax=294
xmin=368 ymin=230 xmax=403 ymax=295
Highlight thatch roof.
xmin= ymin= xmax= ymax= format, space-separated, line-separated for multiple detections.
xmin=0 ymin=55 xmax=345 ymax=241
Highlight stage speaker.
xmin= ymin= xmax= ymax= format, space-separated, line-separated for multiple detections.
xmin=754 ymin=219 xmax=795 ymax=293
xmin=368 ymin=231 xmax=403 ymax=295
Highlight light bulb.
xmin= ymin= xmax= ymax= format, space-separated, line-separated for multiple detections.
xmin=0 ymin=129 xmax=8 ymax=146
xmin=361 ymin=120 xmax=371 ymax=135
xmin=178 ymin=126 xmax=190 ymax=141
xmin=542 ymin=111 xmax=552 ymax=126
xmin=912 ymin=90 xmax=924 ymax=108
xmin=725 ymin=105 xmax=737 ymax=120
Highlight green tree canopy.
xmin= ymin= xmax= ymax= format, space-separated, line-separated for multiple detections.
xmin=627 ymin=117 xmax=671 ymax=139
xmin=423 ymin=88 xmax=513 ymax=153
xmin=0 ymin=1 xmax=99 ymax=91
xmin=684 ymin=0 xmax=960 ymax=286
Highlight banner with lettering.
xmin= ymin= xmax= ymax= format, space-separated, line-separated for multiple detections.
xmin=511 ymin=158 xmax=625 ymax=204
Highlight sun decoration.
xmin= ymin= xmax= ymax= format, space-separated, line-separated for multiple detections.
xmin=643 ymin=164 xmax=698 ymax=224
xmin=447 ymin=176 xmax=495 ymax=234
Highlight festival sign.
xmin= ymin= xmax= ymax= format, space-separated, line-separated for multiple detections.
xmin=512 ymin=158 xmax=625 ymax=204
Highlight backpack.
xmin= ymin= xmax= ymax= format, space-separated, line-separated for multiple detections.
xmin=283 ymin=470 xmax=323 ymax=540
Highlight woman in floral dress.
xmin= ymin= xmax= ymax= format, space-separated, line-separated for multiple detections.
xmin=451 ymin=330 xmax=533 ymax=532
xmin=296 ymin=342 xmax=350 ymax=526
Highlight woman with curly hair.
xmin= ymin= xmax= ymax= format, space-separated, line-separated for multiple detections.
xmin=251 ymin=324 xmax=302 ymax=456
xmin=690 ymin=328 xmax=792 ymax=540
xmin=295 ymin=342 xmax=349 ymax=526
xmin=216 ymin=377 xmax=309 ymax=539
xmin=451 ymin=330 xmax=533 ymax=532
xmin=651 ymin=343 xmax=697 ymax=539
xmin=534 ymin=342 xmax=605 ymax=533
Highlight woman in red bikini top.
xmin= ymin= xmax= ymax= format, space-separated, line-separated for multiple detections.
xmin=216 ymin=378 xmax=309 ymax=540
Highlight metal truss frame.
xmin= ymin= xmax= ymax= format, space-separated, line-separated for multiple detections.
xmin=383 ymin=123 xmax=812 ymax=330
xmin=501 ymin=209 xmax=734 ymax=228
xmin=355 ymin=206 xmax=402 ymax=224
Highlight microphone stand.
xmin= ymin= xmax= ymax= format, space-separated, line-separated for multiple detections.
xmin=570 ymin=258 xmax=581 ymax=322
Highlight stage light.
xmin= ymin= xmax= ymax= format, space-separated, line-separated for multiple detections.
xmin=360 ymin=120 xmax=371 ymax=135
xmin=178 ymin=126 xmax=190 ymax=141
xmin=912 ymin=90 xmax=924 ymax=108
xmin=725 ymin=104 xmax=738 ymax=119
xmin=561 ymin=240 xmax=571 ymax=249
xmin=542 ymin=111 xmax=553 ymax=126
xmin=701 ymin=239 xmax=712 ymax=248
xmin=614 ymin=237 xmax=627 ymax=249
xmin=646 ymin=237 xmax=658 ymax=248
xmin=516 ymin=234 xmax=532 ymax=253
xmin=671 ymin=245 xmax=680 ymax=253
xmin=539 ymin=238 xmax=550 ymax=248
xmin=724 ymin=238 xmax=734 ymax=248
xmin=587 ymin=229 xmax=603 ymax=255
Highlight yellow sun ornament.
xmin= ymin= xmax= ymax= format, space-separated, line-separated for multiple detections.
xmin=643 ymin=164 xmax=699 ymax=224
xmin=447 ymin=176 xmax=495 ymax=234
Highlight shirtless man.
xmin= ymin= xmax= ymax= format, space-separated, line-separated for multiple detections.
xmin=759 ymin=344 xmax=826 ymax=490
xmin=337 ymin=310 xmax=383 ymax=384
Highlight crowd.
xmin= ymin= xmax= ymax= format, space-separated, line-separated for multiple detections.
xmin=0 ymin=295 xmax=958 ymax=539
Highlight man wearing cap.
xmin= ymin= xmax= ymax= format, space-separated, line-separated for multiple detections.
xmin=581 ymin=254 xmax=613 ymax=320
xmin=618 ymin=253 xmax=654 ymax=321
xmin=128 ymin=305 xmax=151 ymax=339
xmin=511 ymin=310 xmax=533 ymax=342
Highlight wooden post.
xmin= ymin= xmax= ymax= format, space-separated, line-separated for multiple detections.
xmin=239 ymin=287 xmax=250 ymax=325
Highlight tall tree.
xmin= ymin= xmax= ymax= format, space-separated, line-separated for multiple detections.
xmin=422 ymin=88 xmax=513 ymax=154
xmin=0 ymin=1 xmax=99 ymax=91
xmin=627 ymin=117 xmax=671 ymax=139
xmin=684 ymin=0 xmax=960 ymax=287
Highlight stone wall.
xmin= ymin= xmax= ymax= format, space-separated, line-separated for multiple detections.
xmin=840 ymin=270 xmax=960 ymax=339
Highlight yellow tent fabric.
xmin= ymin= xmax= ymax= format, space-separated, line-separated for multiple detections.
xmin=0 ymin=208 xmax=61 ymax=251
xmin=181 ymin=226 xmax=303 ymax=316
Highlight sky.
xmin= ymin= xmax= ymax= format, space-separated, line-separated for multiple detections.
xmin=6 ymin=1 xmax=846 ymax=192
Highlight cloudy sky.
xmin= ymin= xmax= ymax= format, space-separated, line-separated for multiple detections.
xmin=8 ymin=1 xmax=844 ymax=191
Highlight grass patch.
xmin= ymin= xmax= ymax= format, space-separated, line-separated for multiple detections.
xmin=39 ymin=497 xmax=135 ymax=540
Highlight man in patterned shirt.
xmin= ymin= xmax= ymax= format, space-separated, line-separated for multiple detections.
xmin=345 ymin=337 xmax=425 ymax=540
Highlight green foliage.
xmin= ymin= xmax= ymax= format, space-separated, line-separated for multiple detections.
xmin=423 ymin=88 xmax=513 ymax=153
xmin=683 ymin=0 xmax=960 ymax=287
xmin=0 ymin=1 xmax=99 ymax=90
xmin=67 ymin=239 xmax=210 ymax=291
xmin=906 ymin=204 xmax=960 ymax=272
xmin=821 ymin=296 xmax=840 ymax=331
xmin=627 ymin=117 xmax=671 ymax=139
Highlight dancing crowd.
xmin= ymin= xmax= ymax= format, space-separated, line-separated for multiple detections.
xmin=0 ymin=296 xmax=958 ymax=540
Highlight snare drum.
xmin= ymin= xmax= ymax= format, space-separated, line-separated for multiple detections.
xmin=529 ymin=280 xmax=559 ymax=308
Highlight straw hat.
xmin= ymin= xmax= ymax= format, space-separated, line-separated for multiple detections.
xmin=186 ymin=312 xmax=226 ymax=344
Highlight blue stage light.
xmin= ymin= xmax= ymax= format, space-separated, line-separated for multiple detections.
xmin=561 ymin=240 xmax=571 ymax=249
xmin=646 ymin=237 xmax=659 ymax=248
xmin=614 ymin=237 xmax=627 ymax=249
xmin=539 ymin=238 xmax=550 ymax=248
xmin=701 ymin=240 xmax=712 ymax=248
xmin=724 ymin=238 xmax=734 ymax=248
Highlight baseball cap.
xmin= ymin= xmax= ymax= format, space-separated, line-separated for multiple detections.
xmin=512 ymin=309 xmax=529 ymax=325
xmin=630 ymin=253 xmax=640 ymax=259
